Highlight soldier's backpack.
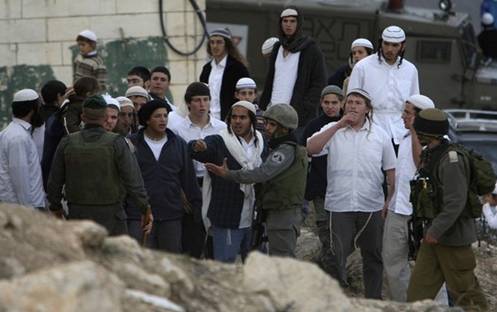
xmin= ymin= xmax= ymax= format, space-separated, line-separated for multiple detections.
xmin=443 ymin=144 xmax=496 ymax=218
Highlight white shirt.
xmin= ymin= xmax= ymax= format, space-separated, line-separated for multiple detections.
xmin=208 ymin=55 xmax=227 ymax=120
xmin=270 ymin=46 xmax=300 ymax=105
xmin=389 ymin=132 xmax=417 ymax=215
xmin=32 ymin=124 xmax=45 ymax=160
xmin=239 ymin=136 xmax=257 ymax=229
xmin=168 ymin=112 xmax=226 ymax=177
xmin=311 ymin=120 xmax=396 ymax=212
xmin=483 ymin=203 xmax=497 ymax=230
xmin=144 ymin=135 xmax=168 ymax=161
xmin=0 ymin=118 xmax=45 ymax=208
xmin=348 ymin=54 xmax=419 ymax=144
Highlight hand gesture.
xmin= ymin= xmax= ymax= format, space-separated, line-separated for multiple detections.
xmin=337 ymin=112 xmax=357 ymax=128
xmin=205 ymin=158 xmax=228 ymax=177
xmin=193 ymin=139 xmax=207 ymax=152
xmin=141 ymin=206 xmax=153 ymax=235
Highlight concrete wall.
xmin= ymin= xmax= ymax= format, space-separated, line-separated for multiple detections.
xmin=0 ymin=0 xmax=207 ymax=127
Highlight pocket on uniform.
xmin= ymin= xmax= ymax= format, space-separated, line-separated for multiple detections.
xmin=445 ymin=246 xmax=476 ymax=271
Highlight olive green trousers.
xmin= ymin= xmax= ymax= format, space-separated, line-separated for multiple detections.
xmin=407 ymin=242 xmax=487 ymax=311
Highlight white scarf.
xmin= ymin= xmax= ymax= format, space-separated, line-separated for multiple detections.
xmin=201 ymin=128 xmax=264 ymax=230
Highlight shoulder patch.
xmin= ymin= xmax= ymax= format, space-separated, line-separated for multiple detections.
xmin=271 ymin=151 xmax=285 ymax=164
xmin=448 ymin=150 xmax=459 ymax=163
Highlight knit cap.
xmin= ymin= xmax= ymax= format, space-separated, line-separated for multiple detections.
xmin=321 ymin=85 xmax=343 ymax=98
xmin=125 ymin=86 xmax=150 ymax=99
xmin=236 ymin=78 xmax=257 ymax=90
xmin=382 ymin=26 xmax=406 ymax=43
xmin=232 ymin=100 xmax=256 ymax=115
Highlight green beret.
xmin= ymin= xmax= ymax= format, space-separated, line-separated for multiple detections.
xmin=414 ymin=108 xmax=449 ymax=137
xmin=83 ymin=95 xmax=107 ymax=110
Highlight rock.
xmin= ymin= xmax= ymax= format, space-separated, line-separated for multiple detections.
xmin=243 ymin=252 xmax=353 ymax=311
xmin=0 ymin=203 xmax=491 ymax=312
xmin=0 ymin=257 xmax=25 ymax=278
xmin=0 ymin=261 xmax=124 ymax=312
xmin=295 ymin=228 xmax=321 ymax=261
xmin=70 ymin=220 xmax=108 ymax=249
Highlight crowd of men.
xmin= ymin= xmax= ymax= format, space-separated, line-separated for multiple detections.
xmin=0 ymin=6 xmax=492 ymax=310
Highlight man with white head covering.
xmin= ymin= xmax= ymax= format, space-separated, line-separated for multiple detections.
xmin=307 ymin=88 xmax=397 ymax=299
xmin=116 ymin=96 xmax=137 ymax=135
xmin=348 ymin=25 xmax=419 ymax=148
xmin=259 ymin=7 xmax=327 ymax=133
xmin=0 ymin=89 xmax=45 ymax=210
xmin=328 ymin=38 xmax=374 ymax=90
xmin=189 ymin=101 xmax=264 ymax=262
xmin=382 ymin=94 xmax=447 ymax=302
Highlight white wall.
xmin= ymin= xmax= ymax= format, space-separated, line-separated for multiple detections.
xmin=0 ymin=0 xmax=207 ymax=103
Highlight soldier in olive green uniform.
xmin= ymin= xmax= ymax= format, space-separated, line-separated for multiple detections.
xmin=47 ymin=95 xmax=152 ymax=236
xmin=206 ymin=104 xmax=308 ymax=257
xmin=407 ymin=109 xmax=487 ymax=311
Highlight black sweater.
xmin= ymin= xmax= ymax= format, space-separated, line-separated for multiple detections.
xmin=301 ymin=114 xmax=340 ymax=200
xmin=260 ymin=40 xmax=327 ymax=128
xmin=129 ymin=129 xmax=201 ymax=221
xmin=200 ymin=55 xmax=250 ymax=121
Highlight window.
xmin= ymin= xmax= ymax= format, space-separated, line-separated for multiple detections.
xmin=416 ymin=40 xmax=452 ymax=64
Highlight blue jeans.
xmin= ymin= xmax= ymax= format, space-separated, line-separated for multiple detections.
xmin=212 ymin=226 xmax=251 ymax=263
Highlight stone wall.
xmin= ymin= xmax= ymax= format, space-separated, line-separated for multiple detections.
xmin=0 ymin=0 xmax=207 ymax=128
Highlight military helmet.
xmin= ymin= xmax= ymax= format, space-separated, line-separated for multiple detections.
xmin=414 ymin=108 xmax=449 ymax=137
xmin=263 ymin=103 xmax=298 ymax=130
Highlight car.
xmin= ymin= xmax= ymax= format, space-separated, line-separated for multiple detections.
xmin=445 ymin=109 xmax=497 ymax=173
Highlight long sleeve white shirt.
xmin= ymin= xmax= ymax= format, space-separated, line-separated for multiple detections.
xmin=388 ymin=131 xmax=417 ymax=215
xmin=311 ymin=120 xmax=397 ymax=213
xmin=0 ymin=118 xmax=45 ymax=207
xmin=348 ymin=54 xmax=419 ymax=144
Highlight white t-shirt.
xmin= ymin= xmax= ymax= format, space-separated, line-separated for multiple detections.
xmin=389 ymin=131 xmax=417 ymax=215
xmin=348 ymin=54 xmax=419 ymax=144
xmin=270 ymin=46 xmax=300 ymax=105
xmin=310 ymin=120 xmax=396 ymax=212
xmin=144 ymin=135 xmax=168 ymax=161
xmin=208 ymin=55 xmax=227 ymax=120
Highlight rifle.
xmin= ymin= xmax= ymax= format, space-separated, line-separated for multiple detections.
xmin=250 ymin=204 xmax=268 ymax=253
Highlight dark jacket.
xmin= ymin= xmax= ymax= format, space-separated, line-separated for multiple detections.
xmin=423 ymin=142 xmax=476 ymax=246
xmin=62 ymin=94 xmax=86 ymax=134
xmin=131 ymin=129 xmax=201 ymax=221
xmin=200 ymin=55 xmax=250 ymax=121
xmin=478 ymin=28 xmax=497 ymax=58
xmin=301 ymin=114 xmax=340 ymax=200
xmin=260 ymin=40 xmax=327 ymax=128
xmin=189 ymin=134 xmax=260 ymax=229
xmin=327 ymin=64 xmax=350 ymax=88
